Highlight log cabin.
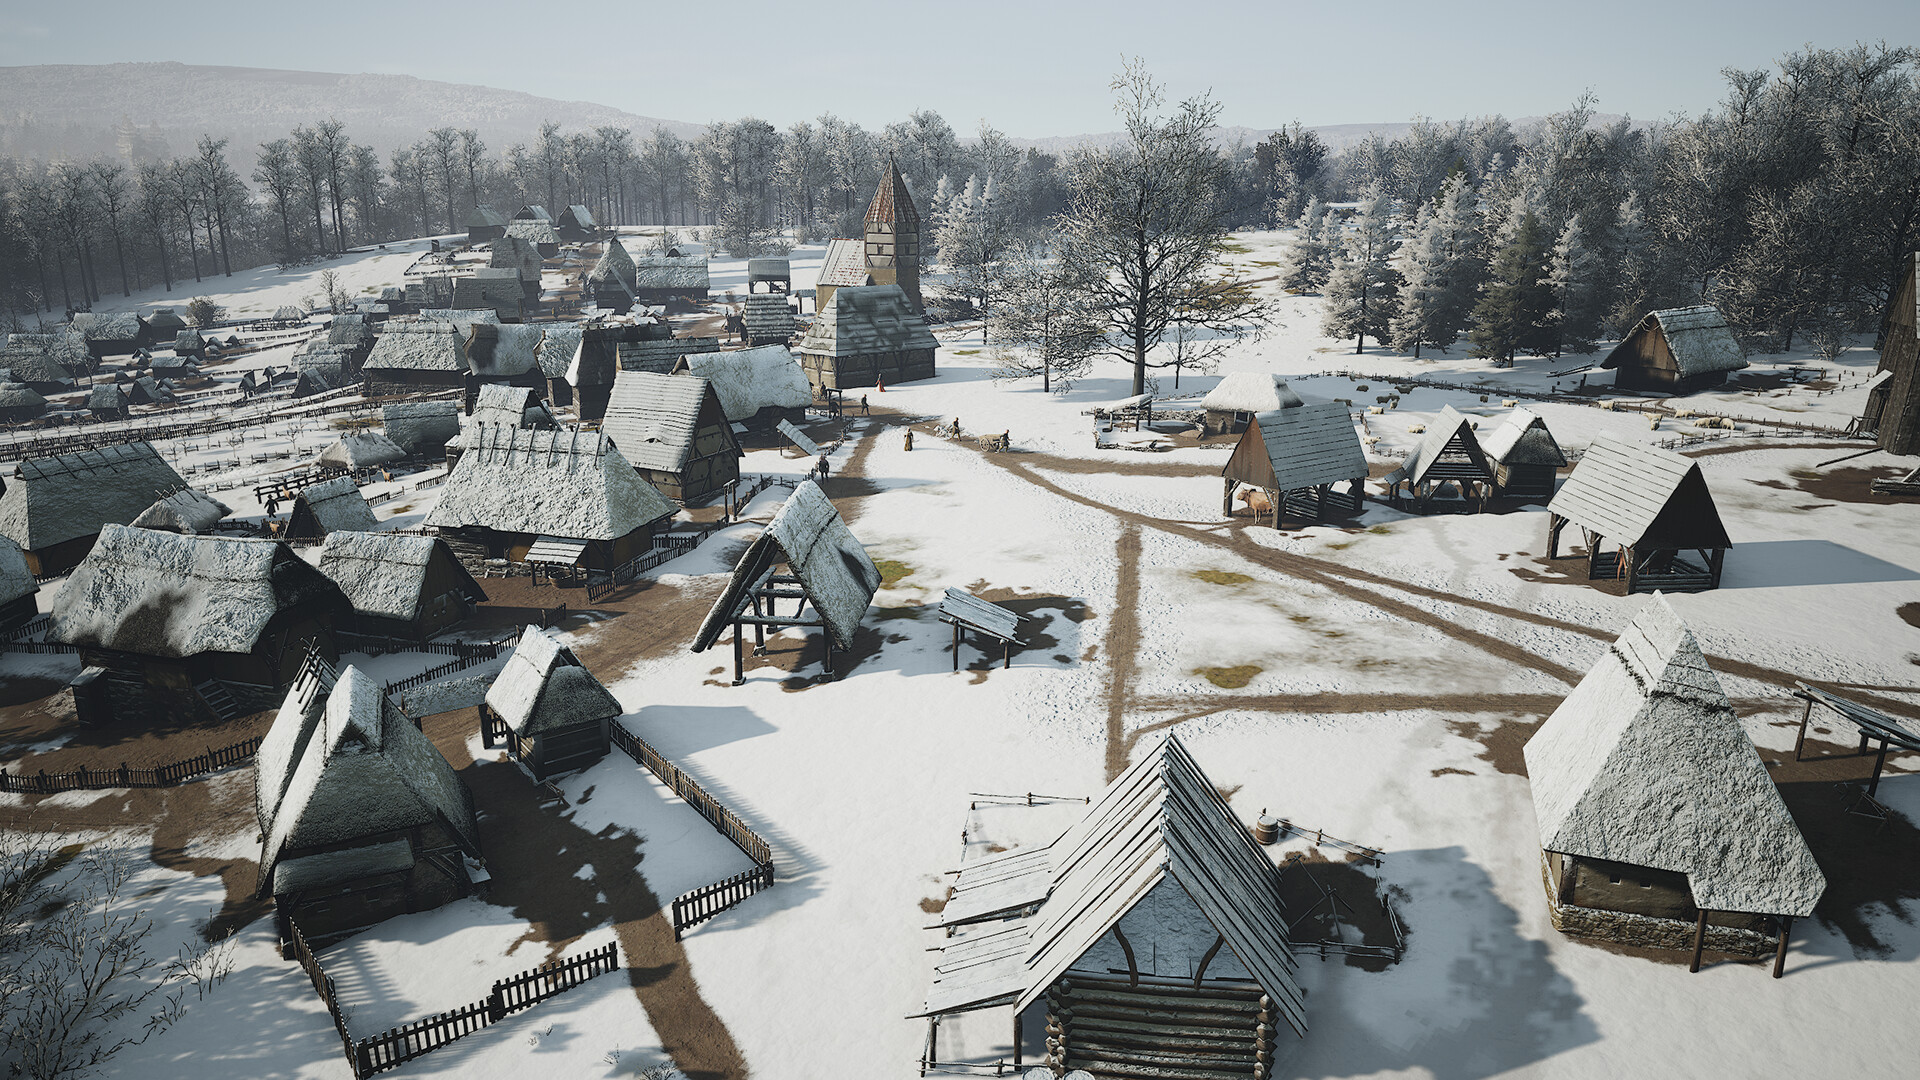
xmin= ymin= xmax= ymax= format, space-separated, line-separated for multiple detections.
xmin=1857 ymin=252 xmax=1919 ymax=455
xmin=601 ymin=370 xmax=742 ymax=503
xmin=1601 ymin=306 xmax=1749 ymax=393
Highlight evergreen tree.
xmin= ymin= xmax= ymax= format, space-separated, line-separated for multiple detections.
xmin=1276 ymin=198 xmax=1332 ymax=293
xmin=1542 ymin=213 xmax=1603 ymax=354
xmin=1320 ymin=186 xmax=1401 ymax=352
xmin=1469 ymin=211 xmax=1556 ymax=363
xmin=1388 ymin=175 xmax=1482 ymax=357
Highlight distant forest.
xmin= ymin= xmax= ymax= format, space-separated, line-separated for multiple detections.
xmin=1 ymin=43 xmax=1915 ymax=357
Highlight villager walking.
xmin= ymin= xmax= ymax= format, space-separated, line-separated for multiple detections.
xmin=903 ymin=430 xmax=913 ymax=451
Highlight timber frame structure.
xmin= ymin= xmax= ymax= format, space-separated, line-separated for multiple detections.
xmin=1544 ymin=436 xmax=1731 ymax=593
xmin=1220 ymin=403 xmax=1368 ymax=528
xmin=1383 ymin=406 xmax=1494 ymax=512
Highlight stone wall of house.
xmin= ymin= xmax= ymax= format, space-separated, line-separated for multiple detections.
xmin=1540 ymin=853 xmax=1777 ymax=957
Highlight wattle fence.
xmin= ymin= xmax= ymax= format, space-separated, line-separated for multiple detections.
xmin=0 ymin=735 xmax=264 ymax=794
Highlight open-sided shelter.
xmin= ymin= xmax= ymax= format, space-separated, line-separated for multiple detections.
xmin=601 ymin=370 xmax=742 ymax=503
xmin=286 ymin=475 xmax=380 ymax=539
xmin=1222 ymin=402 xmax=1368 ymax=526
xmin=0 ymin=537 xmax=39 ymax=630
xmin=1602 ymin=306 xmax=1749 ymax=393
xmin=1202 ymin=372 xmax=1303 ymax=436
xmin=793 ymin=283 xmax=936 ymax=392
xmin=672 ymin=345 xmax=812 ymax=432
xmin=481 ymin=625 xmax=620 ymax=780
xmin=0 ymin=441 xmax=187 ymax=575
xmin=747 ymin=257 xmax=791 ymax=293
xmin=913 ymin=733 xmax=1307 ymax=1076
xmin=382 ymin=400 xmax=461 ymax=457
xmin=316 ymin=531 xmax=486 ymax=642
xmin=1857 ymin=252 xmax=1920 ymax=455
xmin=1525 ymin=596 xmax=1824 ymax=974
xmin=1383 ymin=405 xmax=1495 ymax=511
xmin=129 ymin=487 xmax=230 ymax=534
xmin=255 ymin=661 xmax=481 ymax=951
xmin=1546 ymin=435 xmax=1731 ymax=592
xmin=424 ymin=426 xmax=675 ymax=571
xmin=1480 ymin=407 xmax=1567 ymax=500
xmin=694 ymin=480 xmax=878 ymax=683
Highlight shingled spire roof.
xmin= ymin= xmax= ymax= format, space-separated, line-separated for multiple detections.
xmin=865 ymin=155 xmax=919 ymax=226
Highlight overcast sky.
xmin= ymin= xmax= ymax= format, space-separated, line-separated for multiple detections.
xmin=3 ymin=0 xmax=1917 ymax=137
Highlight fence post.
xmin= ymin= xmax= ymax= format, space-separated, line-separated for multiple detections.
xmin=487 ymin=981 xmax=505 ymax=1023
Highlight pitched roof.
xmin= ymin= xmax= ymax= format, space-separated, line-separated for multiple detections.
xmin=0 ymin=536 xmax=37 ymax=608
xmin=0 ymin=442 xmax=186 ymax=551
xmin=316 ymin=531 xmax=484 ymax=622
xmin=50 ymin=526 xmax=347 ymax=658
xmin=486 ymin=625 xmax=622 ymax=737
xmin=1546 ymin=435 xmax=1732 ymax=549
xmin=816 ymin=238 xmax=871 ymax=287
xmin=515 ymin=205 xmax=551 ymax=221
xmin=1393 ymin=404 xmax=1492 ymax=486
xmin=560 ymin=204 xmax=595 ymax=229
xmin=295 ymin=475 xmax=380 ymax=533
xmin=796 ymin=284 xmax=936 ymax=357
xmin=383 ymin=401 xmax=462 ymax=455
xmin=632 ymin=255 xmax=709 ymax=291
xmin=424 ymin=427 xmax=675 ymax=541
xmin=318 ymin=431 xmax=406 ymax=469
xmin=1479 ymin=407 xmax=1567 ymax=467
xmin=747 ymin=257 xmax=791 ymax=279
xmin=589 ymin=238 xmax=637 ymax=289
xmin=173 ymin=328 xmax=207 ymax=352
xmin=601 ymin=371 xmax=731 ymax=473
xmin=505 ymin=218 xmax=559 ymax=246
xmin=674 ymin=345 xmax=811 ymax=421
xmin=694 ymin=480 xmax=877 ymax=652
xmin=0 ymin=383 xmax=47 ymax=416
xmin=1524 ymin=596 xmax=1824 ymax=916
xmin=866 ymin=156 xmax=919 ymax=225
xmin=467 ymin=205 xmax=510 ymax=228
xmin=72 ymin=311 xmax=141 ymax=343
xmin=129 ymin=487 xmax=230 ymax=534
xmin=466 ymin=382 xmax=558 ymax=431
xmin=0 ymin=331 xmax=88 ymax=383
xmin=536 ymin=324 xmax=582 ymax=379
xmin=450 ymin=277 xmax=523 ymax=321
xmin=1203 ymin=372 xmax=1303 ymax=414
xmin=143 ymin=309 xmax=188 ymax=334
xmin=273 ymin=304 xmax=307 ymax=321
xmin=1236 ymin=403 xmax=1367 ymax=491
xmin=462 ymin=323 xmax=546 ymax=378
xmin=364 ymin=323 xmax=464 ymax=372
xmin=743 ymin=294 xmax=796 ymax=338
xmin=1603 ymin=306 xmax=1749 ymax=378
xmin=613 ymin=336 xmax=721 ymax=374
xmin=489 ymin=235 xmax=543 ymax=281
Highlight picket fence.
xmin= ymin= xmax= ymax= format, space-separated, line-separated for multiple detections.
xmin=0 ymin=735 xmax=263 ymax=794
xmin=381 ymin=633 xmax=521 ymax=695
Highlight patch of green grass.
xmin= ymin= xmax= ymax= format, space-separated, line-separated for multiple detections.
xmin=1192 ymin=569 xmax=1254 ymax=586
xmin=1367 ymin=525 xmax=1392 ymax=535
xmin=1194 ymin=664 xmax=1262 ymax=689
xmin=1325 ymin=540 xmax=1355 ymax=550
xmin=1250 ymin=260 xmax=1282 ymax=268
xmin=873 ymin=559 xmax=915 ymax=588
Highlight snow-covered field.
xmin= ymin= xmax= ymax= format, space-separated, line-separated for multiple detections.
xmin=7 ymin=227 xmax=1919 ymax=1079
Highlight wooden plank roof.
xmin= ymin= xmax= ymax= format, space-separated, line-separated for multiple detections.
xmin=795 ymin=284 xmax=936 ymax=357
xmin=1547 ymin=435 xmax=1731 ymax=549
xmin=1232 ymin=402 xmax=1367 ymax=492
xmin=1391 ymin=405 xmax=1492 ymax=486
xmin=1795 ymin=682 xmax=1920 ymax=754
xmin=601 ymin=370 xmax=730 ymax=474
xmin=692 ymin=480 xmax=878 ymax=652
xmin=939 ymin=588 xmax=1024 ymax=644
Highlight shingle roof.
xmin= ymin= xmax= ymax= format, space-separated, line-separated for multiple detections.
xmin=1236 ymin=403 xmax=1367 ymax=491
xmin=1479 ymin=407 xmax=1567 ymax=467
xmin=1546 ymin=435 xmax=1731 ymax=550
xmin=0 ymin=442 xmax=186 ymax=551
xmin=601 ymin=371 xmax=726 ymax=473
xmin=796 ymin=284 xmax=936 ymax=357
xmin=1203 ymin=372 xmax=1303 ymax=414
xmin=694 ymin=480 xmax=877 ymax=652
xmin=1524 ymin=596 xmax=1824 ymax=916
xmin=743 ymin=294 xmax=796 ymax=338
xmin=486 ymin=625 xmax=622 ymax=737
xmin=382 ymin=401 xmax=462 ymax=456
xmin=613 ymin=336 xmax=721 ymax=375
xmin=424 ymin=427 xmax=675 ymax=541
xmin=296 ymin=475 xmax=380 ymax=533
xmin=1603 ymin=306 xmax=1749 ymax=378
xmin=866 ymin=156 xmax=919 ymax=225
xmin=674 ymin=345 xmax=812 ymax=421
xmin=1393 ymin=404 xmax=1492 ymax=486
xmin=316 ymin=531 xmax=484 ymax=622
xmin=632 ymin=255 xmax=710 ymax=291
xmin=536 ymin=324 xmax=582 ymax=379
xmin=816 ymin=238 xmax=871 ymax=287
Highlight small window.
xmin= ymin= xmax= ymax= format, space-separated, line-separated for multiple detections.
xmin=1608 ymin=874 xmax=1621 ymax=885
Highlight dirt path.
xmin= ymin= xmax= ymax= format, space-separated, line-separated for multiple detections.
xmin=1105 ymin=529 xmax=1142 ymax=781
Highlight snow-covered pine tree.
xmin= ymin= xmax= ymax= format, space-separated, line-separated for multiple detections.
xmin=1388 ymin=175 xmax=1483 ymax=358
xmin=1320 ymin=186 xmax=1401 ymax=353
xmin=1276 ymin=199 xmax=1333 ymax=294
xmin=1542 ymin=213 xmax=1604 ymax=354
xmin=1469 ymin=210 xmax=1557 ymax=364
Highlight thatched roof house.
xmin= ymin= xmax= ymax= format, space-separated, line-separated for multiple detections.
xmin=0 ymin=441 xmax=187 ymax=575
xmin=1384 ymin=405 xmax=1494 ymax=510
xmin=361 ymin=323 xmax=465 ymax=396
xmin=535 ymin=324 xmax=581 ymax=406
xmin=0 ymin=382 xmax=48 ymax=423
xmin=0 ymin=332 xmax=87 ymax=390
xmin=505 ymin=217 xmax=560 ymax=257
xmin=466 ymin=204 xmax=510 ymax=244
xmin=72 ymin=312 xmax=143 ymax=358
xmin=255 ymin=662 xmax=480 ymax=949
xmin=632 ymin=253 xmax=710 ymax=302
xmin=742 ymin=294 xmax=796 ymax=346
xmin=0 ymin=536 xmax=39 ymax=630
xmin=1202 ymin=373 xmax=1304 ymax=436
xmin=142 ymin=308 xmax=188 ymax=343
xmin=616 ymin=335 xmax=721 ymax=375
xmin=452 ymin=269 xmax=527 ymax=322
xmin=316 ymin=531 xmax=485 ymax=642
xmin=287 ymin=475 xmax=380 ymax=539
xmin=482 ymin=625 xmax=619 ymax=779
xmin=273 ymin=304 xmax=308 ymax=323
xmin=423 ymin=427 xmax=675 ymax=570
xmin=1480 ymin=407 xmax=1567 ymax=500
xmin=588 ymin=238 xmax=638 ymax=313
xmin=1525 ymin=596 xmax=1824 ymax=967
xmin=1545 ymin=435 xmax=1731 ymax=592
xmin=489 ymin=235 xmax=544 ymax=298
xmin=317 ymin=430 xmax=406 ymax=470
xmin=914 ymin=734 xmax=1307 ymax=1071
xmin=1859 ymin=252 xmax=1920 ymax=456
xmin=173 ymin=328 xmax=208 ymax=356
xmin=1602 ymin=306 xmax=1748 ymax=393
xmin=129 ymin=487 xmax=231 ymax=534
xmin=673 ymin=345 xmax=811 ymax=431
xmin=602 ymin=371 xmax=741 ymax=503
xmin=469 ymin=382 xmax=558 ymax=429
xmin=1222 ymin=402 xmax=1367 ymax=526
xmin=793 ymin=283 xmax=936 ymax=392
xmin=382 ymin=401 xmax=462 ymax=457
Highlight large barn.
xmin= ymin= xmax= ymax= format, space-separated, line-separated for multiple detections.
xmin=601 ymin=371 xmax=742 ymax=503
xmin=0 ymin=441 xmax=188 ymax=575
xmin=1601 ymin=306 xmax=1749 ymax=393
xmin=1546 ymin=435 xmax=1732 ymax=592
xmin=794 ymin=284 xmax=937 ymax=392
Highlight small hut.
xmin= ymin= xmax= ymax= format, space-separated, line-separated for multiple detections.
xmin=127 ymin=375 xmax=168 ymax=406
xmin=71 ymin=312 xmax=143 ymax=358
xmin=50 ymin=526 xmax=350 ymax=721
xmin=1383 ymin=405 xmax=1494 ymax=510
xmin=812 ymin=237 xmax=872 ymax=313
xmin=129 ymin=487 xmax=231 ymax=534
xmin=287 ymin=476 xmax=380 ymax=539
xmin=316 ymin=531 xmax=486 ymax=642
xmin=173 ymin=328 xmax=208 ymax=357
xmin=588 ymin=239 xmax=639 ymax=313
xmin=481 ymin=626 xmax=620 ymax=780
xmin=514 ymin=205 xmax=551 ymax=221
xmin=601 ymin=371 xmax=742 ymax=503
xmin=1545 ymin=435 xmax=1731 ymax=592
xmin=255 ymin=661 xmax=481 ymax=952
xmin=361 ymin=323 xmax=466 ymax=397
xmin=673 ymin=345 xmax=812 ymax=432
xmin=505 ymin=217 xmax=560 ymax=258
xmin=273 ymin=304 xmax=307 ymax=323
xmin=0 ymin=537 xmax=40 ymax=630
xmin=423 ymin=427 xmax=676 ymax=571
xmin=1480 ymin=407 xmax=1567 ymax=500
xmin=747 ymin=257 xmax=791 ymax=294
xmin=1857 ymin=252 xmax=1920 ymax=455
xmin=1602 ymin=306 xmax=1748 ymax=393
xmin=452 ymin=269 xmax=527 ymax=322
xmin=88 ymin=383 xmax=132 ymax=419
xmin=693 ymin=480 xmax=878 ymax=683
xmin=382 ymin=401 xmax=462 ymax=458
xmin=793 ymin=283 xmax=936 ymax=392
xmin=466 ymin=205 xmax=510 ymax=244
xmin=0 ymin=383 xmax=48 ymax=423
xmin=317 ymin=431 xmax=406 ymax=472
xmin=556 ymin=204 xmax=596 ymax=241
xmin=632 ymin=253 xmax=710 ymax=304
xmin=0 ymin=442 xmax=187 ymax=575
xmin=141 ymin=308 xmax=189 ymax=345
xmin=460 ymin=322 xmax=548 ymax=411
xmin=1221 ymin=402 xmax=1367 ymax=526
xmin=1525 ymin=596 xmax=1824 ymax=973
xmin=742 ymin=294 xmax=797 ymax=346
xmin=1201 ymin=373 xmax=1304 ymax=436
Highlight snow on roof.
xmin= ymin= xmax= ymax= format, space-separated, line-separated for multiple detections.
xmin=87 ymin=384 xmax=130 ymax=411
xmin=505 ymin=218 xmax=559 ymax=247
xmin=0 ymin=331 xmax=87 ymax=383
xmin=743 ymin=294 xmax=796 ymax=338
xmin=364 ymin=323 xmax=464 ymax=372
xmin=614 ymin=336 xmax=721 ymax=375
xmin=1524 ymin=596 xmax=1825 ymax=916
xmin=674 ymin=345 xmax=811 ymax=421
xmin=273 ymin=304 xmax=307 ymax=321
xmin=50 ymin=525 xmax=346 ymax=659
xmin=589 ymin=238 xmax=637 ymax=289
xmin=694 ymin=480 xmax=877 ymax=653
xmin=1546 ymin=435 xmax=1731 ymax=550
xmin=424 ymin=426 xmax=675 ymax=541
xmin=467 ymin=205 xmax=510 ymax=228
xmin=1240 ymin=403 xmax=1367 ymax=491
xmin=1203 ymin=372 xmax=1303 ymax=414
xmin=174 ymin=328 xmax=207 ymax=351
xmin=463 ymin=323 xmax=546 ymax=378
xmin=561 ymin=204 xmax=595 ymax=228
xmin=412 ymin=309 xmax=501 ymax=328
xmin=296 ymin=476 xmax=380 ymax=533
xmin=129 ymin=487 xmax=230 ymax=534
xmin=816 ymin=238 xmax=871 ymax=287
xmin=536 ymin=324 xmax=582 ymax=379
xmin=747 ymin=257 xmax=791 ymax=279
xmin=796 ymin=284 xmax=936 ymax=358
xmin=72 ymin=311 xmax=141 ymax=343
xmin=0 ymin=383 xmax=48 ymax=414
xmin=143 ymin=309 xmax=188 ymax=333
xmin=382 ymin=401 xmax=461 ymax=455
xmin=317 ymin=431 xmax=406 ymax=469
xmin=1604 ymin=306 xmax=1749 ymax=378
xmin=490 ymin=236 xmax=543 ymax=281
xmin=1478 ymin=407 xmax=1567 ymax=467
xmin=515 ymin=205 xmax=551 ymax=221
xmin=272 ymin=839 xmax=415 ymax=895
xmin=468 ymin=383 xmax=557 ymax=430
xmin=0 ymin=441 xmax=186 ymax=551
xmin=1391 ymin=404 xmax=1491 ymax=486
xmin=486 ymin=625 xmax=622 ymax=737
xmin=316 ymin=531 xmax=483 ymax=622
xmin=601 ymin=370 xmax=728 ymax=473
xmin=327 ymin=315 xmax=372 ymax=349
xmin=632 ymin=255 xmax=710 ymax=291
xmin=0 ymin=536 xmax=36 ymax=607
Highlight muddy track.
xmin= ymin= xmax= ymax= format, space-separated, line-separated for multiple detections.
xmin=1106 ymin=529 xmax=1143 ymax=781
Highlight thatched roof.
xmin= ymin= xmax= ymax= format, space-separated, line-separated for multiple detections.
xmin=50 ymin=525 xmax=347 ymax=658
xmin=173 ymin=329 xmax=207 ymax=352
xmin=327 ymin=315 xmax=373 ymax=350
xmin=1525 ymin=596 xmax=1824 ymax=916
xmin=273 ymin=304 xmax=307 ymax=322
xmin=675 ymin=345 xmax=811 ymax=421
xmin=424 ymin=427 xmax=675 ymax=541
xmin=468 ymin=383 xmax=557 ymax=429
xmin=0 ymin=332 xmax=87 ymax=384
xmin=536 ymin=325 xmax=582 ymax=379
xmin=143 ymin=309 xmax=188 ymax=335
xmin=589 ymin=238 xmax=637 ymax=289
xmin=467 ymin=205 xmax=510 ymax=229
xmin=72 ymin=312 xmax=141 ymax=345
xmin=0 ymin=383 xmax=48 ymax=417
xmin=1479 ymin=407 xmax=1567 ymax=467
xmin=1604 ymin=306 xmax=1749 ymax=379
xmin=295 ymin=476 xmax=379 ymax=533
xmin=505 ymin=218 xmax=559 ymax=247
xmin=489 ymin=235 xmax=543 ymax=282
xmin=129 ymin=487 xmax=230 ymax=534
xmin=364 ymin=324 xmax=464 ymax=373
xmin=602 ymin=371 xmax=730 ymax=473
xmin=0 ymin=536 xmax=37 ymax=608
xmin=315 ymin=531 xmax=484 ymax=622
xmin=462 ymin=323 xmax=546 ymax=378
xmin=797 ymin=285 xmax=936 ymax=358
xmin=382 ymin=400 xmax=462 ymax=455
xmin=633 ymin=255 xmax=709 ymax=291
xmin=1547 ymin=435 xmax=1731 ymax=549
xmin=694 ymin=480 xmax=876 ymax=652
xmin=318 ymin=431 xmax=406 ymax=469
xmin=487 ymin=625 xmax=621 ymax=737
xmin=0 ymin=442 xmax=186 ymax=551
xmin=1203 ymin=373 xmax=1304 ymax=414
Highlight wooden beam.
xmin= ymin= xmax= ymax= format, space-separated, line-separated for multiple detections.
xmin=1773 ymin=916 xmax=1793 ymax=979
xmin=1689 ymin=909 xmax=1708 ymax=972
xmin=1870 ymin=739 xmax=1890 ymax=796
xmin=1794 ymin=695 xmax=1813 ymax=761
xmin=731 ymin=621 xmax=744 ymax=686
xmin=951 ymin=620 xmax=960 ymax=672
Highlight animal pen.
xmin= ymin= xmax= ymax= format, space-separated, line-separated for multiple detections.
xmin=1545 ymin=435 xmax=1731 ymax=592
xmin=1383 ymin=405 xmax=1494 ymax=511
xmin=1221 ymin=402 xmax=1368 ymax=527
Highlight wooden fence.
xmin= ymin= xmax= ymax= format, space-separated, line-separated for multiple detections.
xmin=671 ymin=863 xmax=774 ymax=940
xmin=0 ymin=735 xmax=263 ymax=794
xmin=288 ymin=920 xmax=361 ymax=1071
xmin=381 ymin=633 xmax=520 ymax=695
xmin=0 ymin=639 xmax=79 ymax=655
xmin=1 ymin=614 xmax=49 ymax=642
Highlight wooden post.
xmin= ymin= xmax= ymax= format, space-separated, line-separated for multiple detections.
xmin=751 ymin=594 xmax=765 ymax=650
xmin=1223 ymin=477 xmax=1235 ymax=516
xmin=1869 ymin=739 xmax=1889 ymax=796
xmin=1708 ymin=546 xmax=1725 ymax=588
xmin=731 ymin=622 xmax=744 ymax=686
xmin=1623 ymin=545 xmax=1638 ymax=592
xmin=1793 ymin=695 xmax=1813 ymax=761
xmin=1315 ymin=484 xmax=1328 ymax=520
xmin=951 ymin=621 xmax=960 ymax=672
xmin=1003 ymin=639 xmax=1011 ymax=669
xmin=1012 ymin=1011 xmax=1022 ymax=1066
xmin=1689 ymin=909 xmax=1708 ymax=973
xmin=1772 ymin=916 xmax=1793 ymax=978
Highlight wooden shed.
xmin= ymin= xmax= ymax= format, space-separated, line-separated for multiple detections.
xmin=1202 ymin=373 xmax=1305 ymax=436
xmin=747 ymin=257 xmax=791 ymax=294
xmin=316 ymin=531 xmax=486 ymax=642
xmin=794 ymin=284 xmax=936 ymax=392
xmin=1222 ymin=402 xmax=1368 ymax=527
xmin=1479 ymin=407 xmax=1567 ymax=500
xmin=88 ymin=383 xmax=131 ymax=420
xmin=0 ymin=441 xmax=187 ymax=575
xmin=0 ymin=382 xmax=48 ymax=423
xmin=1383 ymin=405 xmax=1495 ymax=510
xmin=467 ymin=205 xmax=510 ymax=244
xmin=481 ymin=625 xmax=619 ymax=780
xmin=672 ymin=345 xmax=812 ymax=432
xmin=1545 ymin=435 xmax=1731 ymax=592
xmin=452 ymin=270 xmax=527 ymax=322
xmin=50 ymin=526 xmax=349 ymax=721
xmin=489 ymin=235 xmax=544 ymax=302
xmin=601 ymin=371 xmax=742 ymax=503
xmin=1857 ymin=252 xmax=1920 ymax=455
xmin=0 ymin=536 xmax=40 ymax=631
xmin=588 ymin=238 xmax=639 ymax=313
xmin=556 ymin=204 xmax=597 ymax=241
xmin=913 ymin=734 xmax=1307 ymax=1077
xmin=286 ymin=475 xmax=379 ymax=539
xmin=1601 ymin=306 xmax=1749 ymax=393
xmin=255 ymin=661 xmax=481 ymax=952
xmin=1525 ymin=596 xmax=1824 ymax=973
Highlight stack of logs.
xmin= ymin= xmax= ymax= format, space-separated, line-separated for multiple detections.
xmin=1045 ymin=976 xmax=1276 ymax=1078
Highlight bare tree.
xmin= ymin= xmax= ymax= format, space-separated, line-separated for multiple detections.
xmin=134 ymin=163 xmax=174 ymax=293
xmin=458 ymin=129 xmax=487 ymax=215
xmin=253 ymin=139 xmax=303 ymax=259
xmin=88 ymin=164 xmax=133 ymax=297
xmin=990 ymin=244 xmax=1105 ymax=392
xmin=425 ymin=128 xmax=460 ymax=234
